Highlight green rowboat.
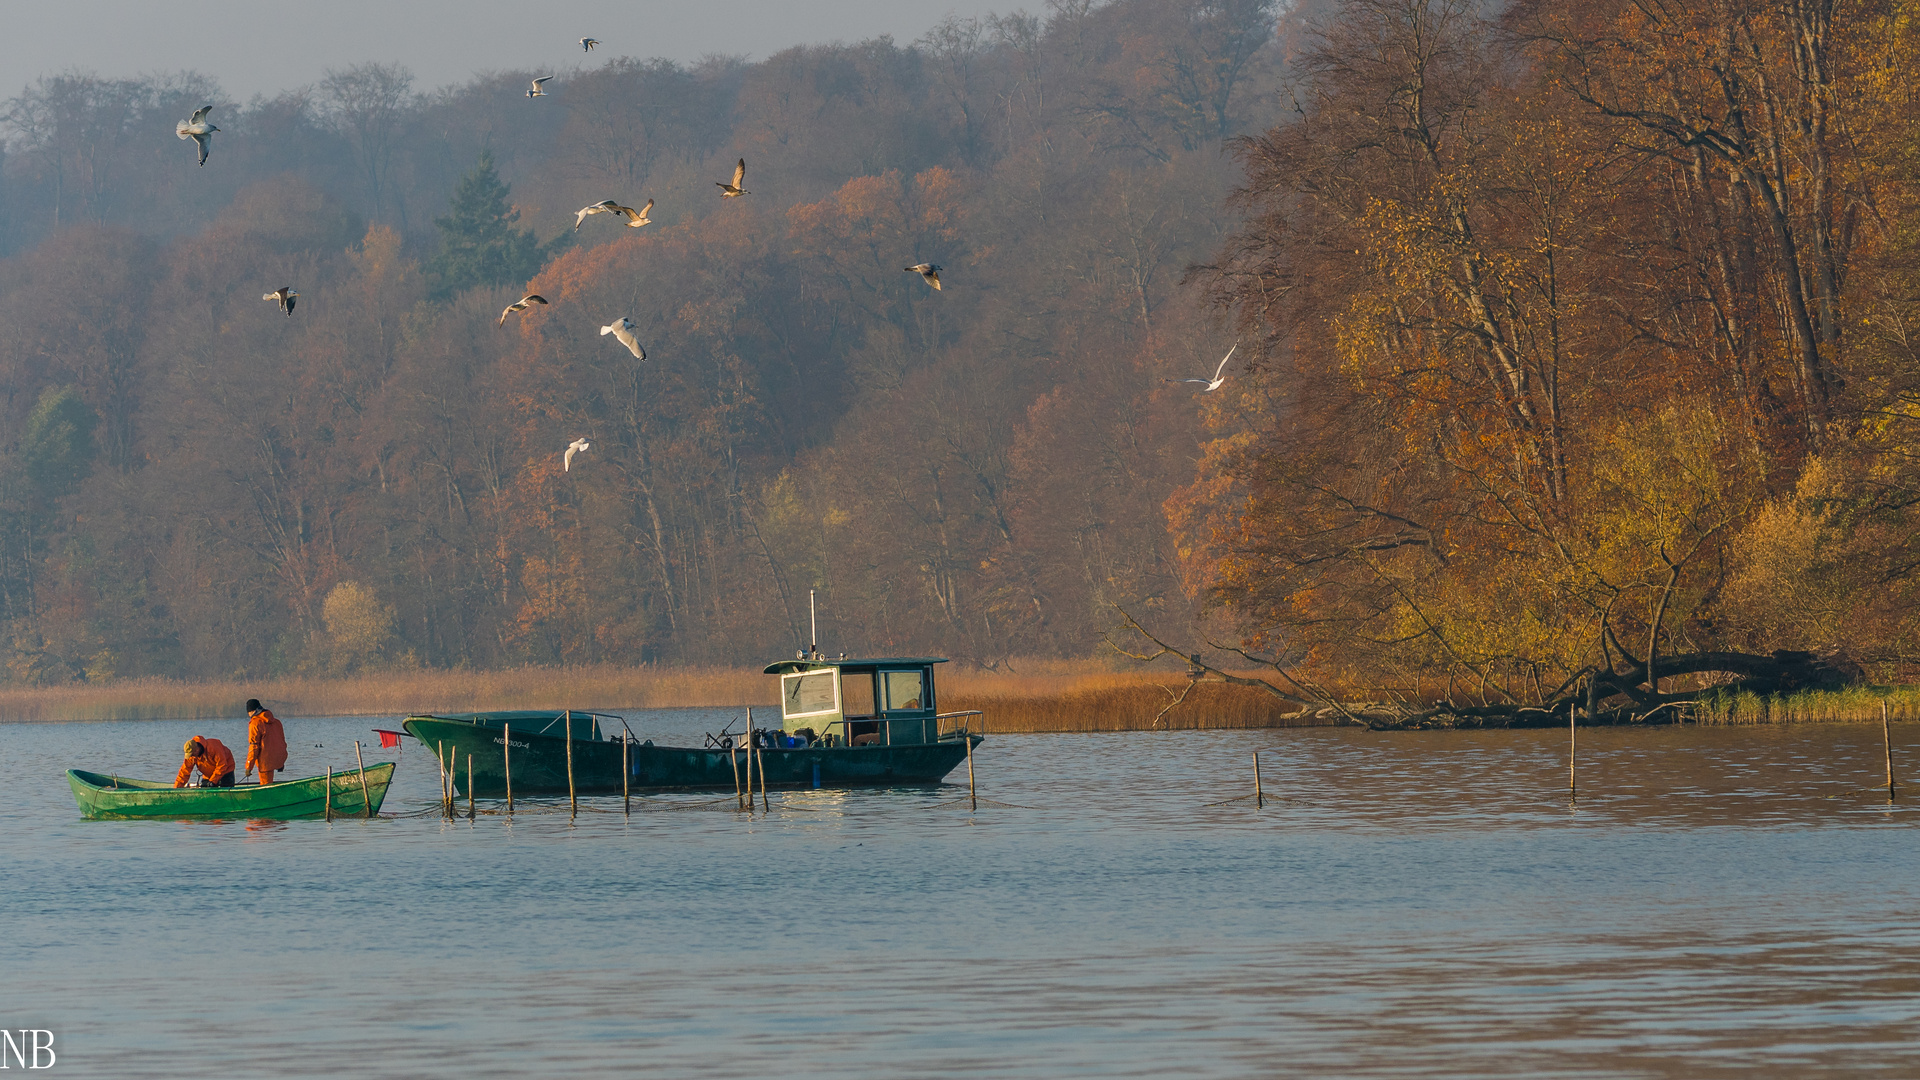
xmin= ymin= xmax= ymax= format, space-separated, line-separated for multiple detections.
xmin=66 ymin=763 xmax=396 ymax=820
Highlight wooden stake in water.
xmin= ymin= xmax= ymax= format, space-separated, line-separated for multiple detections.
xmin=565 ymin=711 xmax=577 ymax=820
xmin=1253 ymin=751 xmax=1264 ymax=809
xmin=1569 ymin=702 xmax=1577 ymax=799
xmin=435 ymin=741 xmax=447 ymax=816
xmin=324 ymin=765 xmax=333 ymax=822
xmin=729 ymin=736 xmax=743 ymax=809
xmin=743 ymin=724 xmax=757 ymax=813
xmin=1884 ymin=699 xmax=1897 ymax=800
xmin=504 ymin=723 xmax=513 ymax=816
xmin=966 ymin=735 xmax=977 ymax=811
xmin=622 ymin=734 xmax=630 ymax=816
xmin=354 ymin=740 xmax=373 ymax=818
xmin=757 ymin=736 xmax=770 ymax=812
xmin=467 ymin=754 xmax=475 ymax=820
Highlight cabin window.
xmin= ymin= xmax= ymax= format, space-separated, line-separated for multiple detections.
xmin=841 ymin=670 xmax=877 ymax=717
xmin=883 ymin=669 xmax=926 ymax=711
xmin=782 ymin=671 xmax=837 ymax=717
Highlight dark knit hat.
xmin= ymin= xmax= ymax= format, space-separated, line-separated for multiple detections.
xmin=246 ymin=698 xmax=263 ymax=713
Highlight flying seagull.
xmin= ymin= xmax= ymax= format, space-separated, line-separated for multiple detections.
xmin=904 ymin=263 xmax=943 ymax=291
xmin=574 ymin=198 xmax=652 ymax=230
xmin=176 ymin=105 xmax=218 ymax=166
xmin=600 ymin=316 xmax=646 ymax=360
xmin=564 ymin=438 xmax=591 ymax=471
xmin=717 ymin=158 xmax=749 ymax=197
xmin=498 ymin=293 xmax=548 ymax=326
xmin=580 ymin=38 xmax=600 ymax=51
xmin=1175 ymin=345 xmax=1238 ymax=392
xmin=263 ymin=286 xmax=297 ymax=316
xmin=528 ymin=76 xmax=554 ymax=98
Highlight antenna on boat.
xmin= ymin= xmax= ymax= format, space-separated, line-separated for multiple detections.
xmin=809 ymin=588 xmax=819 ymax=660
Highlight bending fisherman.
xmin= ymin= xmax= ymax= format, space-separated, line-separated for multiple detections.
xmin=175 ymin=737 xmax=236 ymax=788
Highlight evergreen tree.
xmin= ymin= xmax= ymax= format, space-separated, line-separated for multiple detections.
xmin=425 ymin=150 xmax=560 ymax=299
xmin=21 ymin=385 xmax=97 ymax=504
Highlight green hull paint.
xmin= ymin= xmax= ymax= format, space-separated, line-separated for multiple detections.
xmin=66 ymin=763 xmax=396 ymax=820
xmin=402 ymin=715 xmax=979 ymax=796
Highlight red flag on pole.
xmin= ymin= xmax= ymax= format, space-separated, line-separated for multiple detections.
xmin=375 ymin=729 xmax=403 ymax=749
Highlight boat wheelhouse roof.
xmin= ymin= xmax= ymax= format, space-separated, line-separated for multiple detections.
xmin=762 ymin=657 xmax=948 ymax=675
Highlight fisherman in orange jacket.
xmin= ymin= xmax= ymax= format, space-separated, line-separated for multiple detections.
xmin=175 ymin=736 xmax=236 ymax=788
xmin=244 ymin=698 xmax=289 ymax=784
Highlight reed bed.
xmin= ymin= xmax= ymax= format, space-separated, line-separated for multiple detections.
xmin=0 ymin=665 xmax=769 ymax=723
xmin=0 ymin=662 xmax=1323 ymax=729
xmin=944 ymin=670 xmax=1337 ymax=732
xmin=1694 ymin=687 xmax=1920 ymax=725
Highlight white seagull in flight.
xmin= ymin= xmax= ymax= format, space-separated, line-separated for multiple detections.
xmin=600 ymin=317 xmax=646 ymax=360
xmin=574 ymin=198 xmax=651 ymax=230
xmin=528 ymin=76 xmax=554 ymax=98
xmin=176 ymin=105 xmax=218 ymax=166
xmin=263 ymin=286 xmax=297 ymax=316
xmin=564 ymin=438 xmax=591 ymax=471
xmin=717 ymin=158 xmax=749 ymax=197
xmin=580 ymin=38 xmax=600 ymax=51
xmin=499 ymin=293 xmax=548 ymax=326
xmin=904 ymin=263 xmax=943 ymax=291
xmin=1175 ymin=346 xmax=1237 ymax=392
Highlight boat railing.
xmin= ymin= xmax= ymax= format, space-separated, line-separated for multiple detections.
xmin=790 ymin=710 xmax=980 ymax=746
xmin=936 ymin=710 xmax=984 ymax=738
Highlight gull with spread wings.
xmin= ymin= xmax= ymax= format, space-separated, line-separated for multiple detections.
xmin=263 ymin=286 xmax=297 ymax=316
xmin=574 ymin=198 xmax=652 ymax=230
xmin=176 ymin=105 xmax=219 ymax=166
xmin=564 ymin=438 xmax=590 ymax=471
xmin=716 ymin=158 xmax=749 ymax=197
xmin=527 ymin=76 xmax=553 ymax=98
xmin=499 ymin=294 xmax=548 ymax=326
xmin=1173 ymin=346 xmax=1237 ymax=392
xmin=600 ymin=317 xmax=646 ymax=360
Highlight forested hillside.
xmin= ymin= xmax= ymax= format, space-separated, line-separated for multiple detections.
xmin=1178 ymin=0 xmax=1920 ymax=709
xmin=0 ymin=0 xmax=1285 ymax=681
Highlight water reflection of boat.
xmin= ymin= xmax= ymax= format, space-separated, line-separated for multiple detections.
xmin=66 ymin=764 xmax=395 ymax=820
xmin=402 ymin=656 xmax=983 ymax=796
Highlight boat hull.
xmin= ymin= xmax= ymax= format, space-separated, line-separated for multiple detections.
xmin=403 ymin=716 xmax=977 ymax=795
xmin=66 ymin=763 xmax=396 ymax=820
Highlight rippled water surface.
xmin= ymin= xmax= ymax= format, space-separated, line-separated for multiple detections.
xmin=6 ymin=713 xmax=1920 ymax=1077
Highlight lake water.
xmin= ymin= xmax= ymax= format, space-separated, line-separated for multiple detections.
xmin=4 ymin=712 xmax=1918 ymax=1077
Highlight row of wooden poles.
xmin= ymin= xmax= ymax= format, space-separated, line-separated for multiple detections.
xmin=1238 ymin=702 xmax=1904 ymax=808
xmin=423 ymin=706 xmax=984 ymax=819
xmin=320 ymin=740 xmax=375 ymax=822
xmin=431 ymin=711 xmax=629 ymax=822
xmin=1563 ymin=701 xmax=1899 ymax=801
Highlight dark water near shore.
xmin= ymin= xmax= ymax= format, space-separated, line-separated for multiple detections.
xmin=4 ymin=713 xmax=1919 ymax=1077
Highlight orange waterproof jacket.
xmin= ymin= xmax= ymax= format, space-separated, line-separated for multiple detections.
xmin=175 ymin=737 xmax=236 ymax=787
xmin=247 ymin=709 xmax=288 ymax=773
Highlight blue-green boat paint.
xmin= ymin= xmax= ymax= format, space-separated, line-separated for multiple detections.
xmin=401 ymin=657 xmax=982 ymax=795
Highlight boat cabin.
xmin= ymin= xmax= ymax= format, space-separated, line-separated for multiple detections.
xmin=763 ymin=657 xmax=946 ymax=746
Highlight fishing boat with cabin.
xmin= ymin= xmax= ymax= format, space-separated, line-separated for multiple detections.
xmin=402 ymin=653 xmax=982 ymax=796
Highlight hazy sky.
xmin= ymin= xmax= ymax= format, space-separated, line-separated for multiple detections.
xmin=7 ymin=0 xmax=1014 ymax=101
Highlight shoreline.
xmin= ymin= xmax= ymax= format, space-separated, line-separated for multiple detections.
xmin=6 ymin=666 xmax=1913 ymax=732
xmin=0 ymin=665 xmax=1326 ymax=732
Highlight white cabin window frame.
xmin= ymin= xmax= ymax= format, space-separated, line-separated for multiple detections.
xmin=780 ymin=669 xmax=841 ymax=719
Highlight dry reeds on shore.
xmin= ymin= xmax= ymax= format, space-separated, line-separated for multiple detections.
xmin=1693 ymin=687 xmax=1920 ymax=725
xmin=944 ymin=669 xmax=1335 ymax=732
xmin=0 ymin=665 xmax=769 ymax=723
xmin=0 ymin=661 xmax=1329 ymax=730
